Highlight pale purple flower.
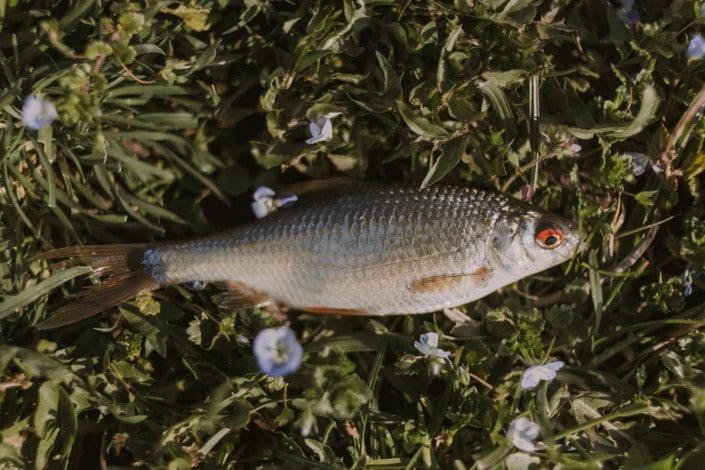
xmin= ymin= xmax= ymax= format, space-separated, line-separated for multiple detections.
xmin=569 ymin=143 xmax=581 ymax=153
xmin=683 ymin=266 xmax=695 ymax=298
xmin=253 ymin=326 xmax=303 ymax=377
xmin=305 ymin=116 xmax=334 ymax=144
xmin=185 ymin=280 xmax=207 ymax=290
xmin=520 ymin=361 xmax=564 ymax=390
xmin=506 ymin=417 xmax=540 ymax=452
xmin=21 ymin=95 xmax=58 ymax=130
xmin=617 ymin=0 xmax=639 ymax=27
xmin=626 ymin=152 xmax=649 ymax=176
xmin=414 ymin=332 xmax=451 ymax=359
xmin=688 ymin=34 xmax=705 ymax=59
xmin=251 ymin=186 xmax=298 ymax=219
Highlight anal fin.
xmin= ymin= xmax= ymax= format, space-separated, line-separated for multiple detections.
xmin=302 ymin=306 xmax=369 ymax=316
xmin=219 ymin=281 xmax=273 ymax=310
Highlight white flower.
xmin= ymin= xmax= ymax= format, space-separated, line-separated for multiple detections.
xmin=414 ymin=332 xmax=451 ymax=359
xmin=305 ymin=115 xmax=334 ymax=144
xmin=21 ymin=95 xmax=58 ymax=130
xmin=252 ymin=326 xmax=303 ymax=377
xmin=251 ymin=186 xmax=298 ymax=219
xmin=506 ymin=417 xmax=540 ymax=452
xmin=520 ymin=361 xmax=564 ymax=390
xmin=569 ymin=143 xmax=581 ymax=153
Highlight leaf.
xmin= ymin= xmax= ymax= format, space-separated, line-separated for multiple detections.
xmin=162 ymin=5 xmax=211 ymax=31
xmin=295 ymin=50 xmax=333 ymax=72
xmin=0 ymin=266 xmax=91 ymax=321
xmin=34 ymin=382 xmax=77 ymax=468
xmin=396 ymin=100 xmax=448 ymax=138
xmin=376 ymin=51 xmax=401 ymax=99
xmin=567 ymin=85 xmax=659 ymax=139
xmin=421 ymin=135 xmax=467 ymax=188
xmin=0 ymin=346 xmax=77 ymax=383
xmin=634 ymin=190 xmax=658 ymax=207
xmin=481 ymin=69 xmax=525 ymax=87
xmin=478 ymin=81 xmax=516 ymax=134
xmin=256 ymin=142 xmax=308 ymax=169
xmin=447 ymin=91 xmax=481 ymax=121
xmin=506 ymin=452 xmax=541 ymax=470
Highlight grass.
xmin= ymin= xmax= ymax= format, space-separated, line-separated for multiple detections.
xmin=1 ymin=0 xmax=705 ymax=468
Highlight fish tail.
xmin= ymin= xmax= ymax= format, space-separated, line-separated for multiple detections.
xmin=34 ymin=244 xmax=160 ymax=330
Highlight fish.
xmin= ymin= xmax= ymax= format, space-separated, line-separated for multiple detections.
xmin=35 ymin=180 xmax=581 ymax=329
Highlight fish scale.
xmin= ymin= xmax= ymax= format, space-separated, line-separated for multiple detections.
xmin=150 ymin=182 xmax=580 ymax=315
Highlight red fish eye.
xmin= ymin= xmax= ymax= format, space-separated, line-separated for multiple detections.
xmin=536 ymin=228 xmax=564 ymax=249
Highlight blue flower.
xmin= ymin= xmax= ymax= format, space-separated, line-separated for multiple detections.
xmin=506 ymin=417 xmax=541 ymax=452
xmin=21 ymin=95 xmax=58 ymax=130
xmin=683 ymin=266 xmax=697 ymax=298
xmin=688 ymin=34 xmax=705 ymax=59
xmin=520 ymin=361 xmax=564 ymax=390
xmin=414 ymin=332 xmax=451 ymax=359
xmin=305 ymin=115 xmax=334 ymax=144
xmin=251 ymin=186 xmax=298 ymax=219
xmin=617 ymin=0 xmax=639 ymax=27
xmin=253 ymin=326 xmax=303 ymax=377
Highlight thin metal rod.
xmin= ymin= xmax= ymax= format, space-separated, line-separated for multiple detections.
xmin=529 ymin=75 xmax=540 ymax=191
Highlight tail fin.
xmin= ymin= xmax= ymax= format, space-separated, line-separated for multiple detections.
xmin=35 ymin=245 xmax=159 ymax=330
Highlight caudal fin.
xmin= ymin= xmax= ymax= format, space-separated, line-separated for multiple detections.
xmin=34 ymin=245 xmax=159 ymax=330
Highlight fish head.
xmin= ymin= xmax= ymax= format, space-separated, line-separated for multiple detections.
xmin=489 ymin=211 xmax=581 ymax=277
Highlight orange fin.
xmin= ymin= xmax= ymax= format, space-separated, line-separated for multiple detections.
xmin=35 ymin=244 xmax=157 ymax=330
xmin=38 ymin=275 xmax=157 ymax=330
xmin=283 ymin=178 xmax=355 ymax=196
xmin=302 ymin=306 xmax=369 ymax=316
xmin=409 ymin=267 xmax=491 ymax=294
xmin=220 ymin=281 xmax=273 ymax=310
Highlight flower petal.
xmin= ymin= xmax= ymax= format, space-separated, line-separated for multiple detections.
xmin=21 ymin=95 xmax=58 ymax=130
xmin=253 ymin=326 xmax=303 ymax=377
xmin=544 ymin=361 xmax=565 ymax=372
xmin=506 ymin=417 xmax=540 ymax=452
xmin=320 ymin=117 xmax=333 ymax=140
xmin=251 ymin=198 xmax=273 ymax=219
xmin=520 ymin=363 xmax=561 ymax=390
xmin=253 ymin=186 xmax=276 ymax=201
xmin=419 ymin=332 xmax=439 ymax=348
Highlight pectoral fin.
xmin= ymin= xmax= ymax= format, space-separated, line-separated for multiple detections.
xmin=409 ymin=267 xmax=491 ymax=294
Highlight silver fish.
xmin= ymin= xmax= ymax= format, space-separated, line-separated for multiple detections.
xmin=37 ymin=181 xmax=581 ymax=328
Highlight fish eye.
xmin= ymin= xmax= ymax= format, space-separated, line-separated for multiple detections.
xmin=535 ymin=226 xmax=564 ymax=250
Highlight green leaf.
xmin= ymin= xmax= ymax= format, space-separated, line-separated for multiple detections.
xmin=34 ymin=382 xmax=77 ymax=468
xmin=421 ymin=135 xmax=467 ymax=188
xmin=396 ymin=100 xmax=448 ymax=138
xmin=162 ymin=5 xmax=211 ymax=31
xmin=481 ymin=69 xmax=525 ymax=87
xmin=447 ymin=91 xmax=481 ymax=121
xmin=567 ymin=85 xmax=660 ymax=139
xmin=376 ymin=51 xmax=401 ymax=99
xmin=256 ymin=142 xmax=308 ymax=169
xmin=478 ymin=80 xmax=515 ymax=134
xmin=0 ymin=266 xmax=91 ymax=321
xmin=634 ymin=190 xmax=658 ymax=207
